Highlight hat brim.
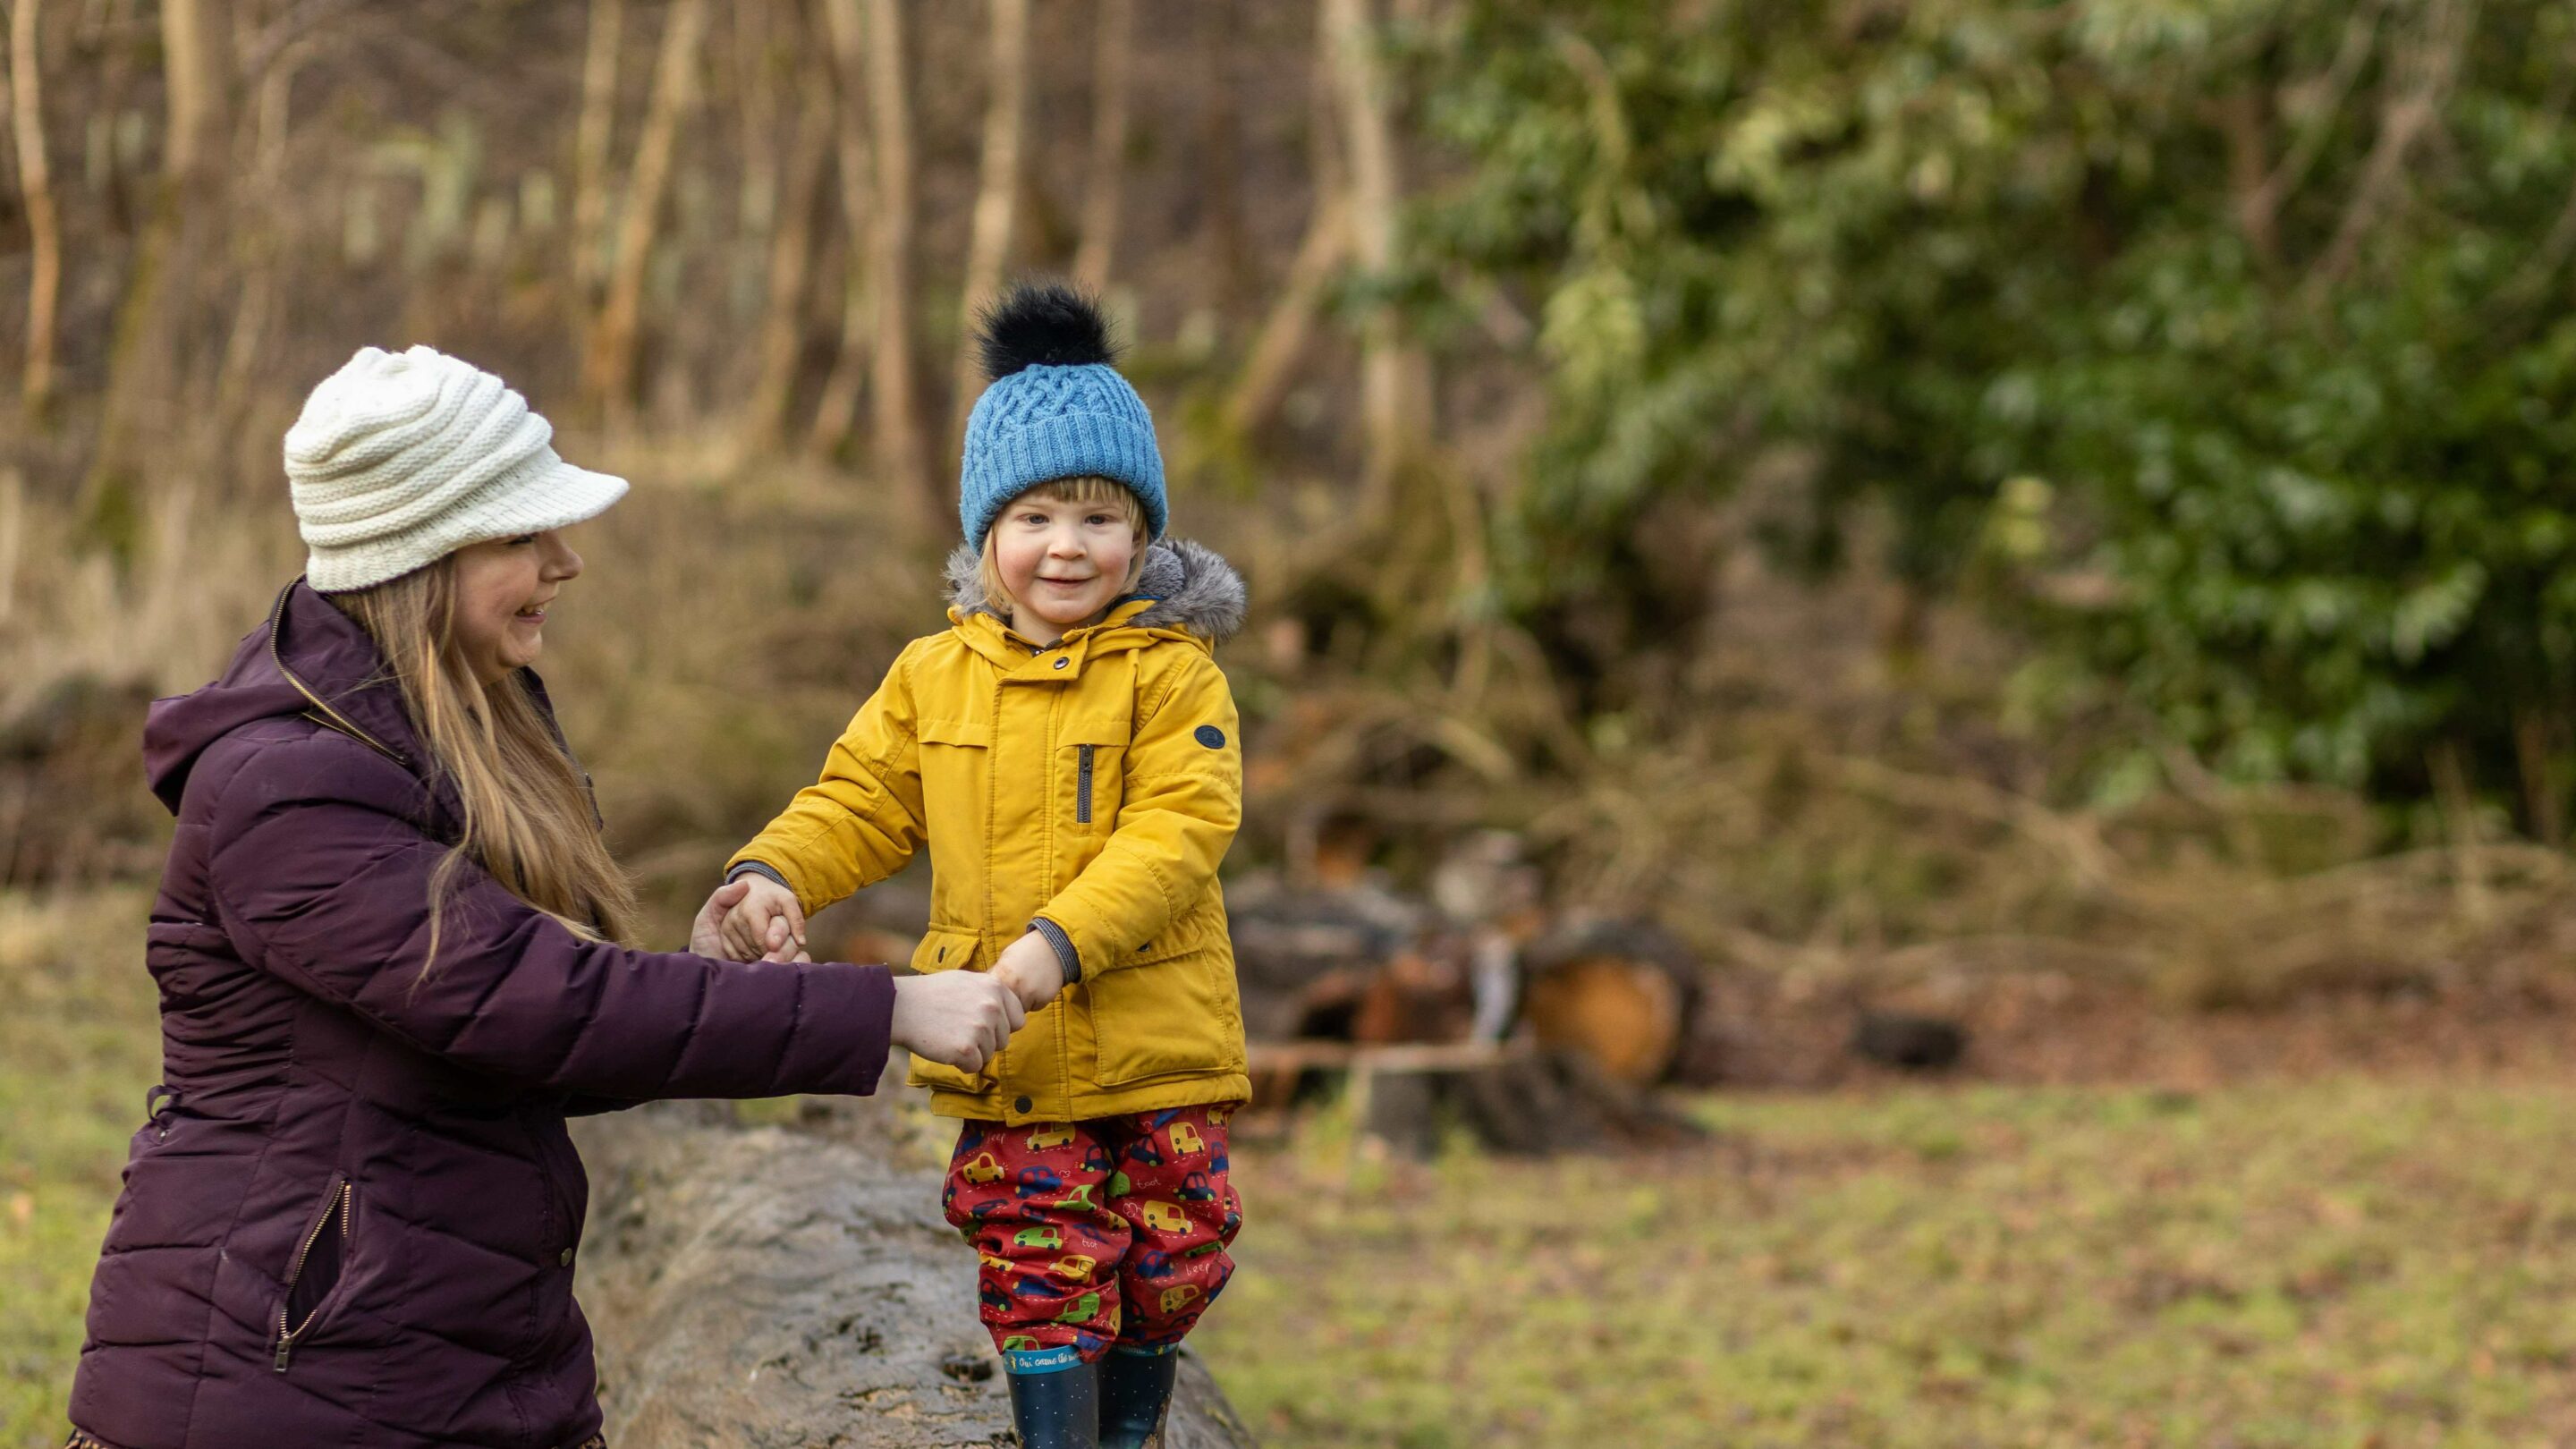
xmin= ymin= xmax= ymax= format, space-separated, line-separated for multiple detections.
xmin=483 ymin=462 xmax=630 ymax=538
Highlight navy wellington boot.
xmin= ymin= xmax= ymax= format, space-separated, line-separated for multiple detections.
xmin=1004 ymin=1360 xmax=1100 ymax=1449
xmin=1097 ymin=1347 xmax=1181 ymax=1448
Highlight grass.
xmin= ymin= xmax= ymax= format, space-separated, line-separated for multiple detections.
xmin=13 ymin=888 xmax=2576 ymax=1448
xmin=1195 ymin=1080 xmax=2576 ymax=1448
xmin=0 ymin=891 xmax=154 ymax=1449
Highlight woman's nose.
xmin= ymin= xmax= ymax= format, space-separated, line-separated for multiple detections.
xmin=542 ymin=532 xmax=585 ymax=580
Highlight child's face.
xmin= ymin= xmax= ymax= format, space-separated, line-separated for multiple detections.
xmin=992 ymin=490 xmax=1141 ymax=639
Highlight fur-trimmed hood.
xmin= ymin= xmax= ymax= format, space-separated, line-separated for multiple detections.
xmin=944 ymin=537 xmax=1247 ymax=645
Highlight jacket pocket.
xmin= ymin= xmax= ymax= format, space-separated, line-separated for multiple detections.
xmin=1088 ymin=936 xmax=1239 ymax=1088
xmin=274 ymin=1176 xmax=355 ymax=1372
xmin=1059 ymin=722 xmax=1128 ymax=835
xmin=904 ymin=928 xmax=999 ymax=1094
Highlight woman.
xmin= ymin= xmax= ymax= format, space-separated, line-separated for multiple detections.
xmin=64 ymin=345 xmax=1025 ymax=1449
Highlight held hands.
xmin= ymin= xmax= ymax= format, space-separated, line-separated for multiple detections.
xmin=691 ymin=881 xmax=1053 ymax=1073
xmin=890 ymin=971 xmax=1026 ymax=1074
xmin=705 ymin=874 xmax=809 ymax=962
xmin=905 ymin=931 xmax=1055 ymax=1075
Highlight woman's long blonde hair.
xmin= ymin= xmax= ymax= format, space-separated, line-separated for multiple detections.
xmin=335 ymin=556 xmax=638 ymax=971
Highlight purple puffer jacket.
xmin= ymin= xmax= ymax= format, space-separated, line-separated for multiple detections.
xmin=68 ymin=582 xmax=897 ymax=1449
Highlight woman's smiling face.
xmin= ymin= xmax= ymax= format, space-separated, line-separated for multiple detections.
xmin=449 ymin=530 xmax=585 ymax=684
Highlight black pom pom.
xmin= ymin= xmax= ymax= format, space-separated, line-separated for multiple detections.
xmin=977 ymin=282 xmax=1116 ymax=380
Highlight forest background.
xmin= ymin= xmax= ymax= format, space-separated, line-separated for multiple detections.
xmin=13 ymin=1 xmax=2576 ymax=1445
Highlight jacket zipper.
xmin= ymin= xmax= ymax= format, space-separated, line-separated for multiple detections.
xmin=1076 ymin=745 xmax=1096 ymax=824
xmin=274 ymin=1180 xmax=352 ymax=1371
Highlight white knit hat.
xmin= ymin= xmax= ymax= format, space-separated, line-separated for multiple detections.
xmin=284 ymin=345 xmax=629 ymax=593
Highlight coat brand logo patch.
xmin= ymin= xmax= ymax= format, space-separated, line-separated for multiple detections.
xmin=1194 ymin=725 xmax=1226 ymax=750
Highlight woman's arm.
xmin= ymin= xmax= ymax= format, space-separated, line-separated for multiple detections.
xmin=201 ymin=733 xmax=905 ymax=1101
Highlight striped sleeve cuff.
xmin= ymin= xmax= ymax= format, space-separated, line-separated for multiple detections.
xmin=1030 ymin=917 xmax=1082 ymax=983
xmin=725 ymin=860 xmax=792 ymax=893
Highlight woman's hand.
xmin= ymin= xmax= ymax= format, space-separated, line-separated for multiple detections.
xmin=890 ymin=971 xmax=1027 ymax=1073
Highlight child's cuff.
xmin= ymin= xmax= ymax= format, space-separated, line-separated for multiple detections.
xmin=1029 ymin=917 xmax=1082 ymax=983
xmin=725 ymin=860 xmax=792 ymax=893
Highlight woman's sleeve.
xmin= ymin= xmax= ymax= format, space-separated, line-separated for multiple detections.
xmin=725 ymin=640 xmax=929 ymax=918
xmin=202 ymin=735 xmax=895 ymax=1101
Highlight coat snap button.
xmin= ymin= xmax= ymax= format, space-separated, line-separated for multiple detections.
xmin=558 ymin=1248 xmax=574 ymax=1267
xmin=1052 ymin=657 xmax=1069 ymax=670
xmin=1013 ymin=1096 xmax=1034 ymax=1114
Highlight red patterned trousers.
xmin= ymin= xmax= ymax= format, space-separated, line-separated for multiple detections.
xmin=942 ymin=1103 xmax=1243 ymax=1372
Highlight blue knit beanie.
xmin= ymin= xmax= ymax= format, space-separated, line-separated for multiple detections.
xmin=959 ymin=284 xmax=1167 ymax=552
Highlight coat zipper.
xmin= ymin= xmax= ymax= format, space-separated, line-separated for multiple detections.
xmin=1076 ymin=744 xmax=1096 ymax=824
xmin=274 ymin=1180 xmax=352 ymax=1371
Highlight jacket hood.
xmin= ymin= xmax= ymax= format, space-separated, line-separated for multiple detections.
xmin=943 ymin=537 xmax=1247 ymax=646
xmin=144 ymin=581 xmax=433 ymax=814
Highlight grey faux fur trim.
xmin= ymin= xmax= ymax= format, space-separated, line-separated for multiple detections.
xmin=945 ymin=537 xmax=1247 ymax=645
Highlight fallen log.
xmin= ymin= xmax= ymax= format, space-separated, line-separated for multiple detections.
xmin=572 ymin=1100 xmax=1260 ymax=1448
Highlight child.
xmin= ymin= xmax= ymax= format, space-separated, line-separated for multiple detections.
xmin=708 ymin=284 xmax=1249 ymax=1449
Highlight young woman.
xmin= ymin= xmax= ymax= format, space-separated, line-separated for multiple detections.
xmin=63 ymin=345 xmax=1025 ymax=1449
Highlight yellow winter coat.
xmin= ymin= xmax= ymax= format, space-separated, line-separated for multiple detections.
xmin=729 ymin=538 xmax=1250 ymax=1124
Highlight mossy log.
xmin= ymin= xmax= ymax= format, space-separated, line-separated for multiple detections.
xmin=572 ymin=1100 xmax=1259 ymax=1448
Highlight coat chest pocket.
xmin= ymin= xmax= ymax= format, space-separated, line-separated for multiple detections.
xmin=918 ymin=717 xmax=992 ymax=802
xmin=1059 ymin=719 xmax=1130 ymax=833
xmin=905 ymin=928 xmax=999 ymax=1093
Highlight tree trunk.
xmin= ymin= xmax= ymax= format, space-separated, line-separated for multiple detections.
xmin=1195 ymin=0 xmax=1248 ymax=318
xmin=83 ymin=0 xmax=233 ymax=519
xmin=740 ymin=42 xmax=830 ymax=455
xmin=160 ymin=0 xmax=230 ymax=185
xmin=861 ymin=0 xmax=929 ymax=516
xmin=948 ymin=0 xmax=1030 ymax=458
xmin=572 ymin=1102 xmax=1262 ymax=1447
xmin=1319 ymin=0 xmax=1428 ymax=517
xmin=11 ymin=0 xmax=61 ymax=416
xmin=1070 ymin=0 xmax=1133 ymax=294
xmin=1220 ymin=21 xmax=1348 ymax=441
xmin=584 ymin=0 xmax=709 ymax=429
xmin=572 ymin=0 xmax=625 ymax=307
xmin=810 ymin=0 xmax=931 ymax=524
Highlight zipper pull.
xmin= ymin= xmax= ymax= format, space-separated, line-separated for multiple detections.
xmin=275 ymin=1338 xmax=292 ymax=1372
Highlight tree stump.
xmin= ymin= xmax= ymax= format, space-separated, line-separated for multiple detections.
xmin=572 ymin=1100 xmax=1260 ymax=1448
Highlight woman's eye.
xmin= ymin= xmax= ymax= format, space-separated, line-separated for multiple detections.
xmin=508 ymin=534 xmax=538 ymax=546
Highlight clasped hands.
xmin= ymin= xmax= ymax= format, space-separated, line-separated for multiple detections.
xmin=691 ymin=876 xmax=1065 ymax=1077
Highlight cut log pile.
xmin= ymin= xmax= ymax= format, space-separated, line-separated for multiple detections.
xmin=1226 ymin=830 xmax=1710 ymax=1155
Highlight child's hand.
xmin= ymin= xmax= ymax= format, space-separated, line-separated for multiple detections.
xmin=716 ymin=875 xmax=807 ymax=962
xmin=990 ymin=930 xmax=1066 ymax=1013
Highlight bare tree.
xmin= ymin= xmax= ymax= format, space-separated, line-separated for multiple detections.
xmin=742 ymin=27 xmax=831 ymax=453
xmin=572 ymin=0 xmax=625 ymax=306
xmin=808 ymin=0 xmax=930 ymax=518
xmin=11 ymin=0 xmax=61 ymax=415
xmin=160 ymin=0 xmax=230 ymax=190
xmin=1196 ymin=0 xmax=1249 ymax=316
xmin=949 ymin=0 xmax=1030 ymax=453
xmin=1224 ymin=14 xmax=1352 ymax=440
xmin=1071 ymin=0 xmax=1134 ymax=294
xmin=1322 ymin=0 xmax=1429 ymax=513
xmin=585 ymin=0 xmax=710 ymax=427
xmin=85 ymin=0 xmax=236 ymax=509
